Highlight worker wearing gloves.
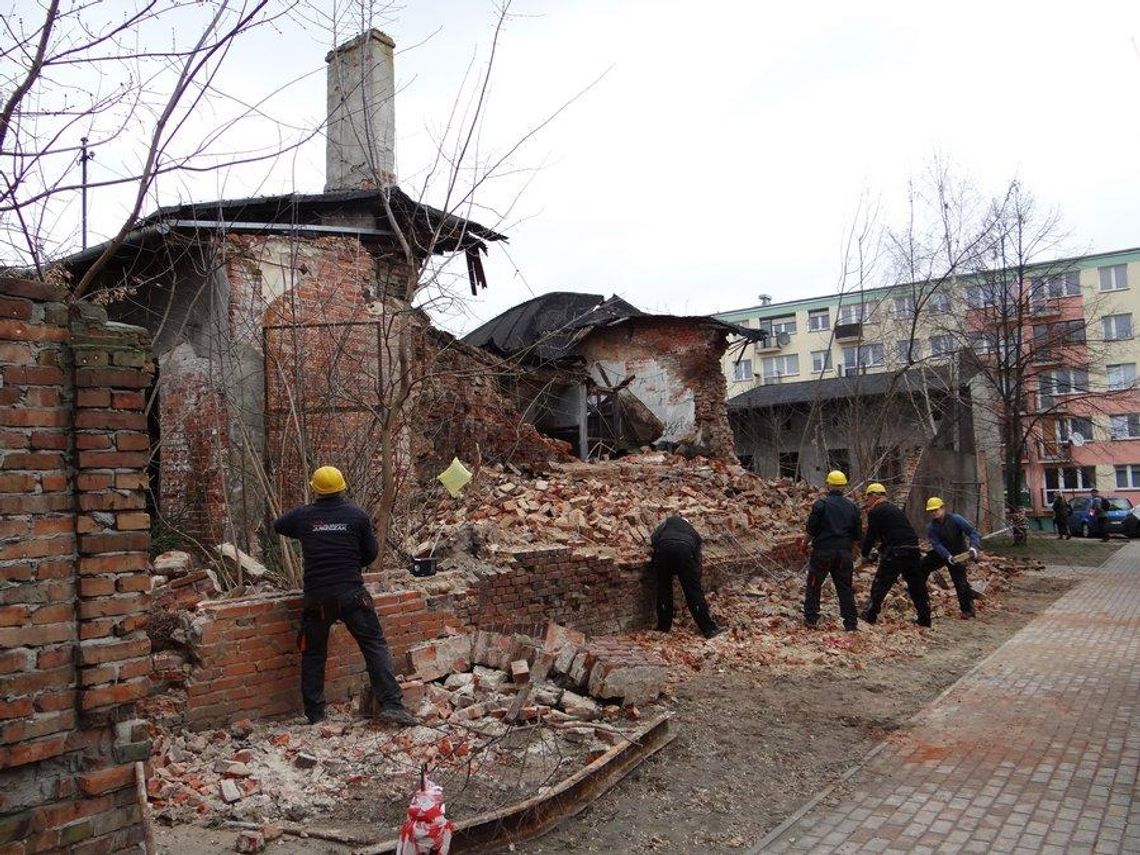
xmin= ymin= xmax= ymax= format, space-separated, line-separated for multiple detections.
xmin=274 ymin=466 xmax=417 ymax=727
xmin=650 ymin=515 xmax=724 ymax=639
xmin=804 ymin=470 xmax=862 ymax=631
xmin=858 ymin=483 xmax=930 ymax=627
xmin=921 ymin=496 xmax=981 ymax=619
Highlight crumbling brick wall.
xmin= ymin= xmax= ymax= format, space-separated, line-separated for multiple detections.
xmin=577 ymin=319 xmax=736 ymax=459
xmin=411 ymin=328 xmax=574 ymax=473
xmin=0 ymin=277 xmax=154 ymax=854
xmin=180 ymin=590 xmax=455 ymax=729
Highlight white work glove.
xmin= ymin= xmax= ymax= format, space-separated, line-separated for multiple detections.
xmin=968 ymin=547 xmax=979 ymax=561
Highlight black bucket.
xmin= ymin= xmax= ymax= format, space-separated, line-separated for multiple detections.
xmin=410 ymin=556 xmax=438 ymax=577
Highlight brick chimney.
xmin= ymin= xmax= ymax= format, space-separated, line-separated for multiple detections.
xmin=325 ymin=29 xmax=396 ymax=191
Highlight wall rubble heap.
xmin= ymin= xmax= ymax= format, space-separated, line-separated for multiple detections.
xmin=0 ymin=277 xmax=154 ymax=855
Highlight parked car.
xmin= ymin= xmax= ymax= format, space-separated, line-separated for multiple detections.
xmin=1067 ymin=496 xmax=1134 ymax=537
xmin=1125 ymin=505 xmax=1140 ymax=539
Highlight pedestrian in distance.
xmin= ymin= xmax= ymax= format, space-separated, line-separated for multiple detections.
xmin=921 ymin=497 xmax=981 ymax=619
xmin=1052 ymin=492 xmax=1071 ymax=540
xmin=803 ymin=470 xmax=862 ymax=632
xmin=859 ymin=483 xmax=931 ymax=628
xmin=1089 ymin=487 xmax=1110 ymax=542
xmin=650 ymin=516 xmax=724 ymax=639
xmin=273 ymin=465 xmax=418 ymax=727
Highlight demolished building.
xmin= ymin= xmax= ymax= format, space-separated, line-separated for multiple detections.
xmin=463 ymin=292 xmax=766 ymax=459
xmin=62 ymin=30 xmax=572 ymax=556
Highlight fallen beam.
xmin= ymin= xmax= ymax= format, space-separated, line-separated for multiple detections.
xmin=353 ymin=712 xmax=675 ymax=855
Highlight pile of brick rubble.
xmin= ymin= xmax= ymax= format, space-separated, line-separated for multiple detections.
xmin=413 ymin=451 xmax=816 ymax=564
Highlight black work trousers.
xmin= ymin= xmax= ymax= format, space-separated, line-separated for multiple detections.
xmin=805 ymin=549 xmax=858 ymax=629
xmin=298 ymin=584 xmax=403 ymax=721
xmin=1054 ymin=516 xmax=1069 ymax=539
xmin=654 ymin=542 xmax=718 ymax=635
xmin=919 ymin=551 xmax=974 ymax=615
xmin=864 ymin=547 xmax=930 ymax=625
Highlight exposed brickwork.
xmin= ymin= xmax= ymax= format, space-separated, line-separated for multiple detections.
xmin=0 ymin=278 xmax=153 ymax=854
xmin=181 ymin=590 xmax=455 ymax=729
xmin=577 ymin=318 xmax=736 ymax=458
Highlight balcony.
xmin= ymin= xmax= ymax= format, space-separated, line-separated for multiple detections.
xmin=1029 ymin=298 xmax=1063 ymax=319
xmin=834 ymin=322 xmax=862 ymax=341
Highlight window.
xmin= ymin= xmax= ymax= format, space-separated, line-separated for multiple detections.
xmin=1039 ymin=369 xmax=1090 ymax=409
xmin=928 ymin=291 xmax=952 ymax=313
xmin=929 ymin=334 xmax=957 ymax=356
xmin=1103 ymin=313 xmax=1133 ymax=341
xmin=1033 ymin=320 xmax=1085 ymax=362
xmin=732 ymin=359 xmax=754 ymax=382
xmin=836 ymin=304 xmax=866 ymax=325
xmin=891 ymin=295 xmax=916 ymax=318
xmin=1116 ymin=464 xmax=1140 ymax=489
xmin=842 ymin=343 xmax=885 ymax=371
xmin=1110 ymin=414 xmax=1140 ymax=440
xmin=1057 ymin=417 xmax=1093 ymax=442
xmin=896 ymin=339 xmax=920 ymax=363
xmin=1107 ymin=363 xmax=1137 ymax=391
xmin=969 ymin=331 xmax=993 ymax=354
xmin=778 ymin=451 xmax=800 ymax=480
xmin=759 ymin=315 xmax=797 ymax=336
xmin=965 ymin=283 xmax=1000 ymax=309
xmin=1044 ymin=466 xmax=1096 ymax=503
xmin=811 ymin=349 xmax=832 ymax=372
xmin=1031 ymin=271 xmax=1082 ymax=303
xmin=1099 ymin=264 xmax=1128 ymax=292
xmin=761 ymin=354 xmax=799 ymax=380
xmin=807 ymin=309 xmax=830 ymax=331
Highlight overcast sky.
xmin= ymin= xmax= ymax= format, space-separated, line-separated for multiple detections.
xmin=79 ymin=0 xmax=1140 ymax=335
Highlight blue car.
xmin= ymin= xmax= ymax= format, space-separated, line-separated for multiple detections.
xmin=1067 ymin=496 xmax=1134 ymax=537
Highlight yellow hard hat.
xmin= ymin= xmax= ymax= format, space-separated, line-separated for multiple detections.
xmin=310 ymin=465 xmax=347 ymax=495
xmin=825 ymin=470 xmax=848 ymax=487
xmin=865 ymin=482 xmax=887 ymax=495
xmin=925 ymin=496 xmax=945 ymax=511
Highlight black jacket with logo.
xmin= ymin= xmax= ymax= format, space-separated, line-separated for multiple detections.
xmin=651 ymin=516 xmax=702 ymax=561
xmin=273 ymin=495 xmax=379 ymax=594
xmin=806 ymin=490 xmax=862 ymax=554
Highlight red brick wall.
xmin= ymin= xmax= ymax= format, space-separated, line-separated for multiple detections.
xmin=433 ymin=536 xmax=806 ymax=637
xmin=0 ymin=278 xmax=154 ymax=855
xmin=181 ymin=590 xmax=454 ymax=729
xmin=578 ymin=319 xmax=736 ymax=459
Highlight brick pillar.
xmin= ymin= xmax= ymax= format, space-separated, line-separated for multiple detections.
xmin=0 ymin=279 xmax=155 ymax=855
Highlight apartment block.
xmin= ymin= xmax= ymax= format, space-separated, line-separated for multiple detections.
xmin=714 ymin=246 xmax=1140 ymax=520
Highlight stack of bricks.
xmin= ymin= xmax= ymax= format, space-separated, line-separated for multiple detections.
xmin=0 ymin=277 xmax=154 ymax=855
xmin=181 ymin=589 xmax=454 ymax=729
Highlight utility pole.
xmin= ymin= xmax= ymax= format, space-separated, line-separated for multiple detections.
xmin=79 ymin=137 xmax=95 ymax=249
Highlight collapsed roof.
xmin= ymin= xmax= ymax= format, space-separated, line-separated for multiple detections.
xmin=463 ymin=292 xmax=765 ymax=365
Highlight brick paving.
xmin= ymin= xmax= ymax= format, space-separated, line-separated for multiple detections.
xmin=754 ymin=543 xmax=1140 ymax=854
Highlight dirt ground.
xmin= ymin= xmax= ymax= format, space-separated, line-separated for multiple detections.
xmin=154 ymin=571 xmax=1079 ymax=855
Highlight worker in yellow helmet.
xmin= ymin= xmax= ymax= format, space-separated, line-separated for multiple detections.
xmin=859 ymin=483 xmax=930 ymax=627
xmin=803 ymin=470 xmax=862 ymax=631
xmin=921 ymin=496 xmax=981 ymax=619
xmin=273 ymin=466 xmax=417 ymax=727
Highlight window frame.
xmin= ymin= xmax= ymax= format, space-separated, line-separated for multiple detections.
xmin=1098 ymin=264 xmax=1129 ymax=292
xmin=807 ymin=309 xmax=830 ymax=331
xmin=810 ymin=349 xmax=832 ymax=373
xmin=732 ymin=358 xmax=754 ymax=382
xmin=1102 ymin=313 xmax=1133 ymax=341
xmin=761 ymin=353 xmax=800 ymax=380
xmin=1115 ymin=464 xmax=1140 ymax=489
xmin=842 ymin=342 xmax=885 ymax=370
xmin=1107 ymin=363 xmax=1137 ymax=391
xmin=1109 ymin=413 xmax=1140 ymax=440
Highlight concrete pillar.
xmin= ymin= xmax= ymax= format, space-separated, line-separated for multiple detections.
xmin=325 ymin=29 xmax=396 ymax=191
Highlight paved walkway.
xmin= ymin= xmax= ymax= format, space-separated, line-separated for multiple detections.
xmin=754 ymin=545 xmax=1140 ymax=854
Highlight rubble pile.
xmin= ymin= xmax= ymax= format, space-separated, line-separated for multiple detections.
xmin=146 ymin=624 xmax=666 ymax=831
xmin=415 ymin=452 xmax=815 ymax=564
xmin=628 ymin=553 xmax=1043 ymax=676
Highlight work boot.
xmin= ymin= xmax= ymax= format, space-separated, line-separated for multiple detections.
xmin=860 ymin=609 xmax=877 ymax=625
xmin=703 ymin=626 xmax=726 ymax=640
xmin=843 ymin=622 xmax=858 ymax=633
xmin=306 ymin=711 xmax=326 ymax=725
xmin=376 ymin=706 xmax=418 ymax=727
xmin=803 ymin=619 xmax=819 ymax=630
xmin=913 ymin=617 xmax=932 ymax=628
xmin=960 ymin=609 xmax=976 ymax=620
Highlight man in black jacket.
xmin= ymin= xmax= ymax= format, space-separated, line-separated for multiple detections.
xmin=650 ymin=516 xmax=723 ymax=639
xmin=804 ymin=470 xmax=862 ymax=631
xmin=859 ymin=483 xmax=930 ymax=627
xmin=273 ymin=465 xmax=416 ymax=726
